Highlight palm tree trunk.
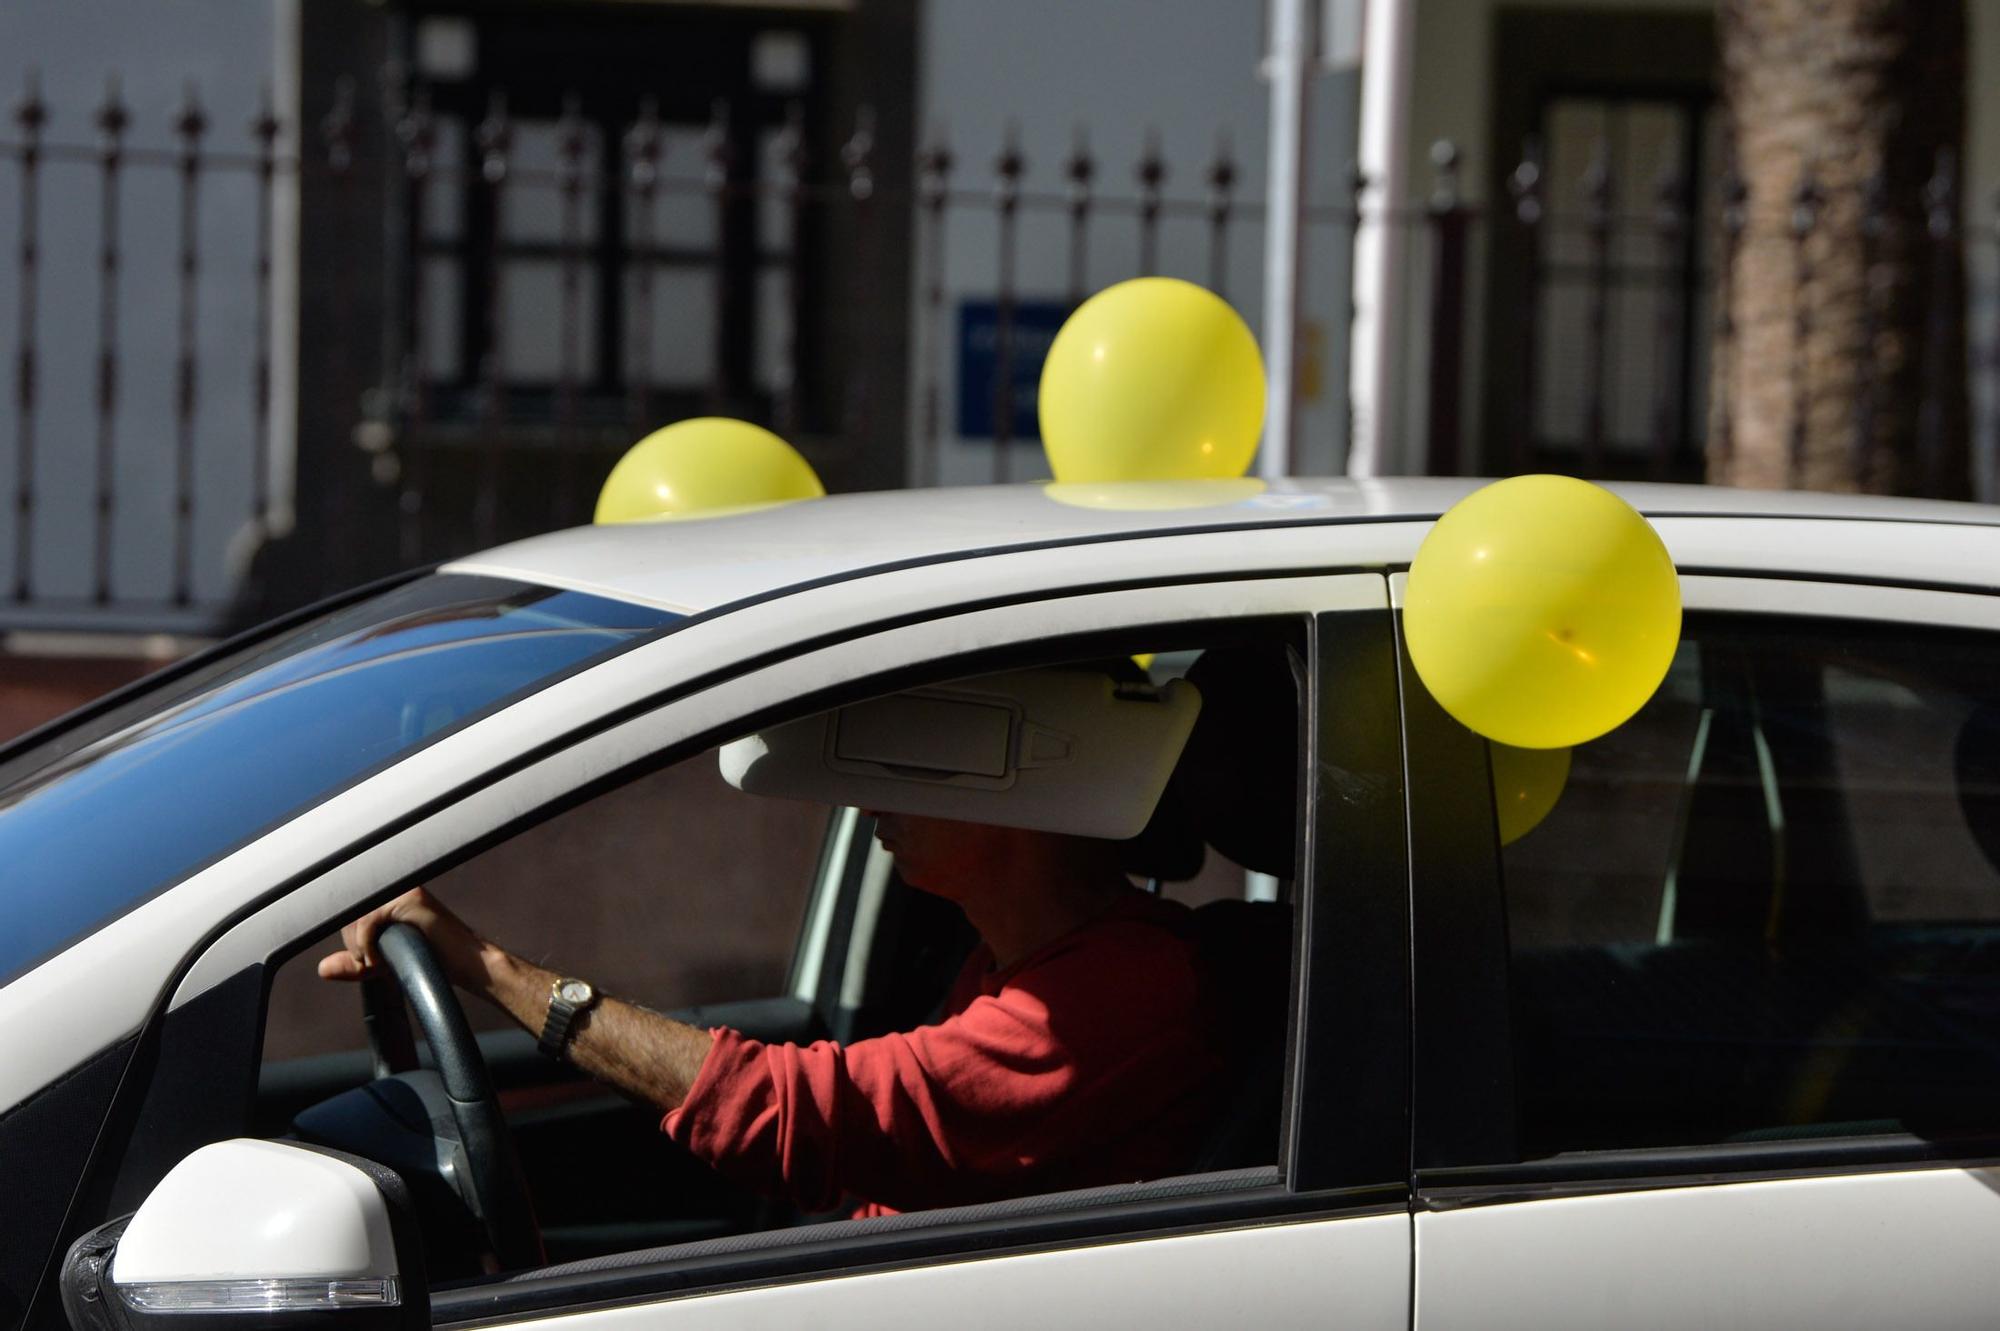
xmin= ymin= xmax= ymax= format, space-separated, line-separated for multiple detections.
xmin=1709 ymin=0 xmax=1968 ymax=497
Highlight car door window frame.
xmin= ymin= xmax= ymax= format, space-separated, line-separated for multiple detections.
xmin=63 ymin=569 xmax=1413 ymax=1326
xmin=2 ymin=525 xmax=1411 ymax=1126
xmin=1404 ymin=570 xmax=2000 ymax=1211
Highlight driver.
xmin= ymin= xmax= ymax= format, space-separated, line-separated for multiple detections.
xmin=319 ymin=811 xmax=1229 ymax=1218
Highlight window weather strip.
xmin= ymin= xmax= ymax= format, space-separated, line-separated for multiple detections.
xmin=1655 ymin=707 xmax=1714 ymax=946
xmin=789 ymin=806 xmax=858 ymax=1003
xmin=838 ymin=837 xmax=896 ymax=1013
xmin=1753 ymin=721 xmax=1789 ymax=941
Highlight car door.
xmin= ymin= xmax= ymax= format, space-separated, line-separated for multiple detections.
xmin=71 ymin=545 xmax=1415 ymax=1328
xmin=1405 ymin=568 xmax=2000 ymax=1329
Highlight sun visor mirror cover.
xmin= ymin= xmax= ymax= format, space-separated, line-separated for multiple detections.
xmin=721 ymin=670 xmax=1202 ymax=841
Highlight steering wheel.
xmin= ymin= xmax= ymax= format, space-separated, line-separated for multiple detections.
xmin=371 ymin=922 xmax=545 ymax=1270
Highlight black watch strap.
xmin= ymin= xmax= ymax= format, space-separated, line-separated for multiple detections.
xmin=537 ymin=977 xmax=599 ymax=1060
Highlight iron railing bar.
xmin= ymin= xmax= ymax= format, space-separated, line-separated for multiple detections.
xmin=1709 ymin=165 xmax=1748 ymax=476
xmin=0 ymin=144 xmax=1924 ymax=226
xmin=473 ymin=88 xmax=512 ymax=549
xmin=1647 ymin=156 xmax=1688 ymax=480
xmin=773 ymin=101 xmax=805 ymax=439
xmin=1509 ymin=139 xmax=1545 ymax=472
xmin=12 ymin=72 xmax=46 ymax=605
xmin=839 ymin=105 xmax=878 ymax=444
xmin=1580 ymin=133 xmax=1614 ymax=473
xmin=991 ymin=124 xmax=1023 ymax=484
xmin=1536 ymin=262 xmax=1719 ymax=284
xmin=553 ymin=92 xmax=586 ymax=523
xmin=1532 ymin=435 xmax=1681 ymax=454
xmin=249 ymin=89 xmax=279 ymax=533
xmin=91 ymin=79 xmax=128 ymax=606
xmin=1064 ymin=126 xmax=1093 ymax=304
xmin=624 ymin=97 xmax=662 ymax=431
xmin=1135 ymin=128 xmax=1164 ymax=276
xmin=1206 ymin=129 xmax=1236 ymax=298
xmin=0 ymin=139 xmax=303 ymax=171
xmin=916 ymin=129 xmax=951 ymax=489
xmin=425 ymin=238 xmax=804 ymax=267
xmin=1424 ymin=141 xmax=1469 ymax=475
xmin=702 ymin=95 xmax=731 ymax=412
xmin=170 ymin=83 xmax=207 ymax=607
xmin=396 ymin=80 xmax=438 ymax=565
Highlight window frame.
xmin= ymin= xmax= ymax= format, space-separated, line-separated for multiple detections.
xmin=1405 ymin=570 xmax=2000 ymax=1210
xmin=61 ymin=568 xmax=1412 ymax=1325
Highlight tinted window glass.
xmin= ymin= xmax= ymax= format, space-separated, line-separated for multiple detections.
xmin=0 ymin=575 xmax=677 ymax=986
xmin=1503 ymin=615 xmax=2000 ymax=1155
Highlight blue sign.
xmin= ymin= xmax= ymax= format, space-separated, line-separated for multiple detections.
xmin=957 ymin=299 xmax=1071 ymax=441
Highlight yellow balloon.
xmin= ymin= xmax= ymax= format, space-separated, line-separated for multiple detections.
xmin=1491 ymin=741 xmax=1571 ymax=846
xmin=1038 ymin=278 xmax=1265 ymax=483
xmin=1405 ymin=475 xmax=1680 ymax=749
xmin=595 ymin=418 xmax=823 ymax=523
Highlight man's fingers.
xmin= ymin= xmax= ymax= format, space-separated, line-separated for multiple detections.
xmin=318 ymin=886 xmax=448 ymax=985
xmin=317 ymin=949 xmax=369 ymax=982
xmin=330 ymin=906 xmax=394 ymax=979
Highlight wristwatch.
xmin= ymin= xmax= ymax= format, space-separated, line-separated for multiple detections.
xmin=537 ymin=976 xmax=600 ymax=1061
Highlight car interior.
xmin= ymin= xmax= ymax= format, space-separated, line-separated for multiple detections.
xmin=1500 ymin=615 xmax=2000 ymax=1159
xmin=250 ymin=635 xmax=1306 ymax=1283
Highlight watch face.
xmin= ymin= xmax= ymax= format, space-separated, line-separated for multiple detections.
xmin=558 ymin=979 xmax=592 ymax=1004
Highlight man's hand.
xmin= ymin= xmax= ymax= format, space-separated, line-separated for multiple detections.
xmin=315 ymin=884 xmax=715 ymax=1113
xmin=316 ymin=885 xmax=488 ymax=990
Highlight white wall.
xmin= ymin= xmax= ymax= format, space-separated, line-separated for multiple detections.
xmin=0 ymin=0 xmax=282 ymax=623
xmin=914 ymin=0 xmax=1362 ymax=485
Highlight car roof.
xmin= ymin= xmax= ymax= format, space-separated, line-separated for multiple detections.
xmin=443 ymin=477 xmax=2000 ymax=615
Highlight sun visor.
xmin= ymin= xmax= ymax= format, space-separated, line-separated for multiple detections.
xmin=719 ymin=669 xmax=1202 ymax=840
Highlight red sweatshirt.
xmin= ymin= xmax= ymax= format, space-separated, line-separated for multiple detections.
xmin=662 ymin=891 xmax=1228 ymax=1217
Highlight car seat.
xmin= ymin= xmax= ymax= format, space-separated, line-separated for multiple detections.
xmin=1169 ymin=646 xmax=1300 ymax=1171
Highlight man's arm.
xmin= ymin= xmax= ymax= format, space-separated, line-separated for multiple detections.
xmin=318 ymin=887 xmax=714 ymax=1111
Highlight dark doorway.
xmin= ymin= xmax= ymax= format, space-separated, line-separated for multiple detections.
xmin=290 ymin=0 xmax=917 ymax=585
xmin=1482 ymin=8 xmax=1718 ymax=482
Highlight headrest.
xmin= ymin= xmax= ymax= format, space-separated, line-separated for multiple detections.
xmin=720 ymin=667 xmax=1202 ymax=841
xmin=1955 ymin=702 xmax=2000 ymax=875
xmin=1121 ymin=782 xmax=1206 ymax=881
xmin=1168 ymin=647 xmax=1300 ymax=878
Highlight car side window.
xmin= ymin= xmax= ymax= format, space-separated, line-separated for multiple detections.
xmin=245 ymin=629 xmax=1323 ymax=1282
xmin=261 ymin=753 xmax=826 ymax=1064
xmin=1502 ymin=613 xmax=2000 ymax=1157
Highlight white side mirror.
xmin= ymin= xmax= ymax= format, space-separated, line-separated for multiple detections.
xmin=62 ymin=1139 xmax=425 ymax=1331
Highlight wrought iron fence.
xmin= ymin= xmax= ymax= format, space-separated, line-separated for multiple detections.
xmin=5 ymin=65 xmax=2000 ymax=635
xmin=5 ymin=74 xmax=289 ymax=630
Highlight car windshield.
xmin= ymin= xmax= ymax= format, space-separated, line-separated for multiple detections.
xmin=0 ymin=574 xmax=679 ymax=987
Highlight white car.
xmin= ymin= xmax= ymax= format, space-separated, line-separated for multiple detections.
xmin=8 ymin=477 xmax=2000 ymax=1331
